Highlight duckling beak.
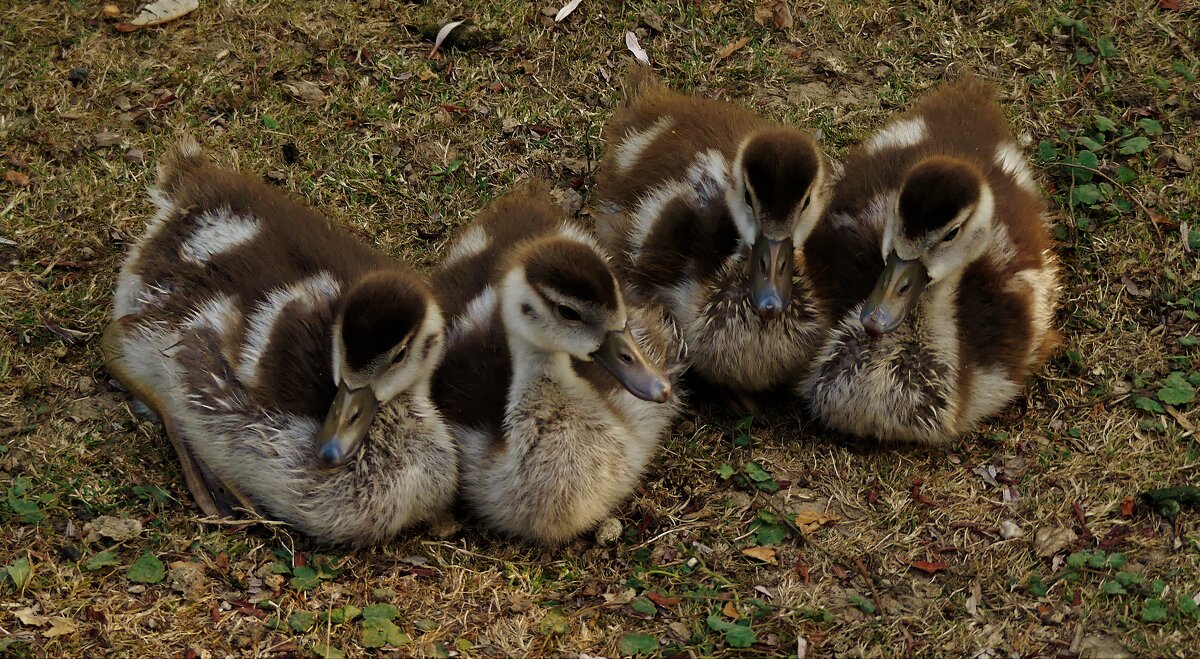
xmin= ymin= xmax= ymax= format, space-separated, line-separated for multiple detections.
xmin=860 ymin=252 xmax=929 ymax=336
xmin=592 ymin=328 xmax=672 ymax=403
xmin=315 ymin=381 xmax=380 ymax=468
xmin=749 ymin=235 xmax=794 ymax=319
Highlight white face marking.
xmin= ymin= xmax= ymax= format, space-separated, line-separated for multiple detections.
xmin=994 ymin=142 xmax=1036 ymax=193
xmin=447 ymin=286 xmax=498 ymax=346
xmin=238 ymin=272 xmax=341 ymax=388
xmin=865 ymin=117 xmax=927 ymax=154
xmin=726 ymin=139 xmax=761 ymax=247
xmin=445 ymin=225 xmax=489 ymax=265
xmin=179 ymin=207 xmax=262 ymax=265
xmin=791 ymin=161 xmax=829 ymax=246
xmin=877 ymin=192 xmax=901 ymax=260
xmin=371 ymin=299 xmax=446 ymax=403
xmin=614 ymin=116 xmax=674 ymax=173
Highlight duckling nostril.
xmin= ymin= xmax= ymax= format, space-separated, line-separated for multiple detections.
xmin=896 ymin=280 xmax=911 ymax=295
xmin=759 ymin=257 xmax=769 ymax=273
xmin=620 ymin=352 xmax=634 ymax=365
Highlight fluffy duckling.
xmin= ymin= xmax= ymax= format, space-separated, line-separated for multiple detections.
xmin=593 ymin=67 xmax=830 ymax=402
xmin=431 ymin=185 xmax=684 ymax=544
xmin=801 ymin=78 xmax=1059 ymax=444
xmin=103 ymin=140 xmax=457 ymax=544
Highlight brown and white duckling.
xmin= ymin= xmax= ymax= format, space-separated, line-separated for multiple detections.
xmin=593 ymin=67 xmax=830 ymax=404
xmin=801 ymin=78 xmax=1059 ymax=444
xmin=102 ymin=140 xmax=457 ymax=544
xmin=431 ymin=184 xmax=685 ymax=544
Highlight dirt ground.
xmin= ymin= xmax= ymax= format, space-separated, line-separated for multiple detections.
xmin=1 ymin=1 xmax=1198 ymax=657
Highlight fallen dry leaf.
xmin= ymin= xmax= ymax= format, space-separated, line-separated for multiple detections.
xmin=115 ymin=0 xmax=198 ymax=32
xmin=94 ymin=132 xmax=124 ymax=148
xmin=4 ymin=170 xmax=30 ymax=187
xmin=793 ymin=510 xmax=840 ymax=534
xmin=715 ymin=36 xmax=751 ymax=62
xmin=1159 ymin=0 xmax=1181 ymax=9
xmin=625 ymin=31 xmax=650 ymax=65
xmin=909 ymin=560 xmax=949 ymax=575
xmin=102 ymin=4 xmax=121 ymax=18
xmin=1033 ymin=526 xmax=1077 ymax=558
xmin=645 ymin=591 xmax=679 ymax=608
xmin=283 ymin=81 xmax=325 ymax=104
xmin=965 ymin=580 xmax=981 ymax=616
xmin=911 ymin=478 xmax=939 ymax=507
xmin=1120 ymin=496 xmax=1135 ymax=517
xmin=16 ymin=608 xmax=47 ymax=626
xmin=554 ymin=0 xmax=584 ymax=21
xmin=754 ymin=1 xmax=794 ymax=30
xmin=84 ymin=515 xmax=143 ymax=543
xmin=722 ymin=600 xmax=741 ymax=620
xmin=44 ymin=617 xmax=80 ymax=638
xmin=741 ymin=546 xmax=777 ymax=563
xmin=430 ymin=20 xmax=466 ymax=57
xmin=602 ymin=588 xmax=637 ymax=606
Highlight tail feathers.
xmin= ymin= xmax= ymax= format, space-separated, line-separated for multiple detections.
xmin=618 ymin=64 xmax=661 ymax=108
xmin=155 ymin=136 xmax=209 ymax=198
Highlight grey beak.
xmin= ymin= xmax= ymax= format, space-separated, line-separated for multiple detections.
xmin=860 ymin=252 xmax=929 ymax=336
xmin=591 ymin=327 xmax=672 ymax=403
xmin=315 ymin=380 xmax=380 ymax=468
xmin=749 ymin=235 xmax=794 ymax=319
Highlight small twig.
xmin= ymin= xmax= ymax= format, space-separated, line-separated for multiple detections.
xmin=853 ymin=557 xmax=886 ymax=620
xmin=1059 ymin=162 xmax=1165 ymax=240
xmin=1072 ymin=502 xmax=1094 ymax=541
xmin=949 ymin=521 xmax=999 ymax=539
xmin=193 ymin=516 xmax=286 ymax=527
xmin=1067 ymin=62 xmax=1099 ymax=118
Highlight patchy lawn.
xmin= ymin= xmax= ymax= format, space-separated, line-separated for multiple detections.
xmin=1 ymin=0 xmax=1198 ymax=656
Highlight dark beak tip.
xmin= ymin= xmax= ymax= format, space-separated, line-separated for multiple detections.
xmin=318 ymin=442 xmax=343 ymax=468
xmin=653 ymin=382 xmax=672 ymax=403
xmin=753 ymin=293 xmax=786 ymax=319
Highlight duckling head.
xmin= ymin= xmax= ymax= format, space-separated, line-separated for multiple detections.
xmin=501 ymin=236 xmax=672 ymax=404
xmin=861 ymin=156 xmax=995 ymax=336
xmin=729 ymin=128 xmax=828 ymax=319
xmin=319 ymin=271 xmax=445 ymax=467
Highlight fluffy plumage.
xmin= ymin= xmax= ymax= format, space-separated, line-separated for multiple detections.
xmin=431 ymin=184 xmax=685 ymax=544
xmin=593 ymin=68 xmax=831 ymax=401
xmin=802 ymin=78 xmax=1060 ymax=443
xmin=102 ymin=140 xmax=457 ymax=543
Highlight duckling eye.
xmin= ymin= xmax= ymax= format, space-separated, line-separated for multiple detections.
xmin=556 ymin=305 xmax=582 ymax=322
xmin=743 ymin=187 xmax=753 ymax=208
xmin=800 ymin=195 xmax=811 ymax=211
xmin=391 ymin=347 xmax=407 ymax=365
xmin=942 ymin=226 xmax=961 ymax=243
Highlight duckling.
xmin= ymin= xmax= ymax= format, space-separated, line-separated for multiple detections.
xmin=431 ymin=184 xmax=684 ymax=544
xmin=592 ymin=67 xmax=830 ymax=405
xmin=102 ymin=140 xmax=457 ymax=544
xmin=801 ymin=78 xmax=1059 ymax=444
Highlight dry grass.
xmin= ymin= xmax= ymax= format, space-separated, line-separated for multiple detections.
xmin=2 ymin=0 xmax=1198 ymax=657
